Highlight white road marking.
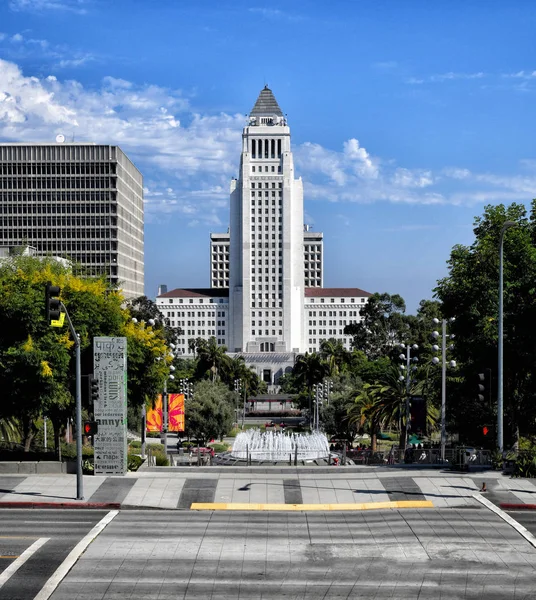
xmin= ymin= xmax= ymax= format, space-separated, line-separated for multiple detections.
xmin=0 ymin=537 xmax=49 ymax=589
xmin=33 ymin=509 xmax=118 ymax=600
xmin=473 ymin=493 xmax=536 ymax=548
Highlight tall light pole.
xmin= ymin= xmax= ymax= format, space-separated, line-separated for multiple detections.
xmin=432 ymin=318 xmax=456 ymax=462
xmin=498 ymin=220 xmax=516 ymax=452
xmin=399 ymin=343 xmax=419 ymax=453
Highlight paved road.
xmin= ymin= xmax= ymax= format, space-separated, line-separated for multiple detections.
xmin=0 ymin=509 xmax=108 ymax=600
xmin=48 ymin=508 xmax=536 ymax=600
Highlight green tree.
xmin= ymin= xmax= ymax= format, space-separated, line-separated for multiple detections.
xmin=0 ymin=255 xmax=171 ymax=453
xmin=183 ymin=380 xmax=234 ymax=443
xmin=344 ymin=293 xmax=410 ymax=360
xmin=435 ymin=202 xmax=536 ymax=446
xmin=193 ymin=337 xmax=232 ymax=382
xmin=293 ymin=352 xmax=327 ymax=424
xmin=319 ymin=338 xmax=349 ymax=376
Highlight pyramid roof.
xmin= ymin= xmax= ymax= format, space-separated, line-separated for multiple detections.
xmin=250 ymin=86 xmax=283 ymax=117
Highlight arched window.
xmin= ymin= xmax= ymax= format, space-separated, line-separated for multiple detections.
xmin=252 ymin=139 xmax=256 ymax=158
xmin=271 ymin=139 xmax=275 ymax=158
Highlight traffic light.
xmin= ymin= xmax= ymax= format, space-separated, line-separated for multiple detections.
xmin=90 ymin=378 xmax=99 ymax=403
xmin=84 ymin=421 xmax=98 ymax=436
xmin=477 ymin=373 xmax=486 ymax=402
xmin=45 ymin=282 xmax=61 ymax=325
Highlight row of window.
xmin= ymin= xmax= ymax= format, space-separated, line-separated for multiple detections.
xmin=251 ymin=165 xmax=281 ymax=173
xmin=309 ymin=329 xmax=346 ymax=336
xmin=164 ymin=298 xmax=227 ymax=304
xmin=0 ymin=203 xmax=117 ymax=214
xmin=164 ymin=311 xmax=224 ymax=318
xmin=0 ymin=178 xmax=116 ymax=190
xmin=251 ymin=330 xmax=283 ymax=336
xmin=308 ymin=298 xmax=366 ymax=304
xmin=309 ymin=320 xmax=354 ymax=326
xmin=251 ymin=182 xmax=282 ymax=189
xmin=250 ymin=138 xmax=282 ymax=159
xmin=0 ymin=162 xmax=116 ymax=175
xmin=308 ymin=310 xmax=360 ymax=317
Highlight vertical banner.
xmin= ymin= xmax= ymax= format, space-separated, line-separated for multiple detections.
xmin=93 ymin=337 xmax=127 ymax=475
xmin=146 ymin=395 xmax=163 ymax=432
xmin=168 ymin=393 xmax=185 ymax=432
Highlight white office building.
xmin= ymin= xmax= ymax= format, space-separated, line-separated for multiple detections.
xmin=157 ymin=87 xmax=371 ymax=384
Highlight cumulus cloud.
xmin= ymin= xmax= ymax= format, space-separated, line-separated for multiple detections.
xmin=0 ymin=58 xmax=533 ymax=221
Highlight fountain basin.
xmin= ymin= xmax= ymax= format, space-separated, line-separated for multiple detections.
xmin=230 ymin=429 xmax=330 ymax=462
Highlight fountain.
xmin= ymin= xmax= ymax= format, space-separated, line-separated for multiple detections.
xmin=212 ymin=428 xmax=332 ymax=465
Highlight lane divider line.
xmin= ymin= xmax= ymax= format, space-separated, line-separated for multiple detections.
xmin=0 ymin=537 xmax=49 ymax=590
xmin=33 ymin=509 xmax=119 ymax=600
xmin=190 ymin=500 xmax=434 ymax=511
xmin=473 ymin=493 xmax=536 ymax=549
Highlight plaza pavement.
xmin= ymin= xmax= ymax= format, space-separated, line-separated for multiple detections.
xmin=0 ymin=467 xmax=535 ymax=511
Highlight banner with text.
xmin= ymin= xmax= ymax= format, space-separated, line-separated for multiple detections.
xmin=93 ymin=337 xmax=127 ymax=475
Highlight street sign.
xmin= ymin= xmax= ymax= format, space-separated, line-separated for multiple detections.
xmin=93 ymin=337 xmax=127 ymax=475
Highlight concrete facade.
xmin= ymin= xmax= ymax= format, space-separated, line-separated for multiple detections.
xmin=0 ymin=143 xmax=144 ymax=298
xmin=157 ymin=87 xmax=371 ymax=383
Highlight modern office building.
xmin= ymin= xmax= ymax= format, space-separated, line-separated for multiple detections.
xmin=157 ymin=87 xmax=371 ymax=384
xmin=0 ymin=143 xmax=144 ymax=297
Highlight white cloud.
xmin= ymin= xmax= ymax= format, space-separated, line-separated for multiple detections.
xmin=11 ymin=33 xmax=24 ymax=43
xmin=0 ymin=58 xmax=532 ymax=219
xmin=407 ymin=72 xmax=486 ymax=84
xmin=503 ymin=71 xmax=536 ymax=79
xmin=9 ymin=0 xmax=89 ymax=14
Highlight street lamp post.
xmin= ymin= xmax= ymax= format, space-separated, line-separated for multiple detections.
xmin=399 ymin=344 xmax=419 ymax=453
xmin=234 ymin=379 xmax=242 ymax=427
xmin=498 ymin=220 xmax=516 ymax=452
xmin=432 ymin=318 xmax=456 ymax=462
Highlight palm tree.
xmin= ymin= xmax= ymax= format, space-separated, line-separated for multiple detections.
xmin=293 ymin=352 xmax=327 ymax=427
xmin=195 ymin=337 xmax=232 ymax=382
xmin=0 ymin=417 xmax=20 ymax=444
xmin=319 ymin=338 xmax=348 ymax=376
xmin=348 ymin=383 xmax=384 ymax=453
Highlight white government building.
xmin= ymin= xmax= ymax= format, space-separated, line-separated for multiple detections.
xmin=156 ymin=87 xmax=370 ymax=385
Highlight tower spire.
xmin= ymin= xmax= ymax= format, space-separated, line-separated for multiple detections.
xmin=249 ymin=86 xmax=283 ymax=117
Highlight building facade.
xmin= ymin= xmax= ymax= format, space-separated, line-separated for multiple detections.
xmin=0 ymin=143 xmax=144 ymax=297
xmin=157 ymin=87 xmax=371 ymax=384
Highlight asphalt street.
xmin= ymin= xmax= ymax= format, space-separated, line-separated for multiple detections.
xmin=48 ymin=508 xmax=536 ymax=600
xmin=0 ymin=509 xmax=108 ymax=600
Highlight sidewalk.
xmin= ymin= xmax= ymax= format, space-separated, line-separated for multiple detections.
xmin=0 ymin=467 xmax=534 ymax=510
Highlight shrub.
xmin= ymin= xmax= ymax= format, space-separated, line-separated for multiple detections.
xmin=127 ymin=454 xmax=144 ymax=471
xmin=512 ymin=451 xmax=536 ymax=478
xmin=129 ymin=440 xmax=142 ymax=449
xmin=155 ymin=453 xmax=169 ymax=466
xmin=209 ymin=443 xmax=229 ymax=454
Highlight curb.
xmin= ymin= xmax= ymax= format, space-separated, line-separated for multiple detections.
xmin=190 ymin=500 xmax=434 ymax=511
xmin=500 ymin=503 xmax=536 ymax=510
xmin=0 ymin=502 xmax=121 ymax=510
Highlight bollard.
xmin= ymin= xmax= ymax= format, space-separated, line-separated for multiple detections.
xmin=294 ymin=445 xmax=298 ymax=467
xmin=480 ymin=482 xmax=487 ymax=493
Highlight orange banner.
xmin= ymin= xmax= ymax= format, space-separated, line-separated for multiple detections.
xmin=168 ymin=393 xmax=185 ymax=432
xmin=146 ymin=395 xmax=163 ymax=432
xmin=146 ymin=394 xmax=185 ymax=432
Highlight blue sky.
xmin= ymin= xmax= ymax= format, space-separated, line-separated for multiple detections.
xmin=1 ymin=0 xmax=535 ymax=313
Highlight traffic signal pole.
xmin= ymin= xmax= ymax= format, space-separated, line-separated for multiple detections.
xmin=62 ymin=308 xmax=83 ymax=500
xmin=45 ymin=283 xmax=83 ymax=500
